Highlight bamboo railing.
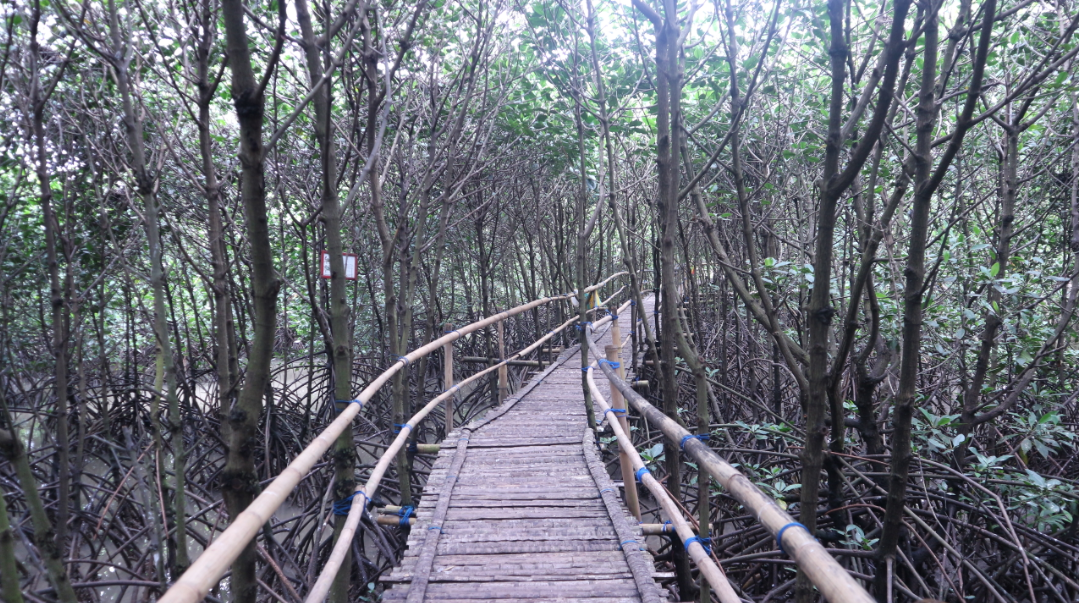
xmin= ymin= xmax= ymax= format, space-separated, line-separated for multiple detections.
xmin=584 ymin=322 xmax=877 ymax=603
xmin=582 ymin=305 xmax=742 ymax=603
xmin=158 ymin=273 xmax=626 ymax=603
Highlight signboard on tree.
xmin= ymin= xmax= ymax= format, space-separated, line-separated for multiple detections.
xmin=320 ymin=251 xmax=358 ymax=280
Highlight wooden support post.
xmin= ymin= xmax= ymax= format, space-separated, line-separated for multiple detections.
xmin=609 ymin=304 xmax=621 ymax=351
xmin=606 ymin=343 xmax=639 ymax=520
xmin=497 ymin=319 xmax=508 ymax=403
xmin=443 ymin=323 xmax=454 ymax=433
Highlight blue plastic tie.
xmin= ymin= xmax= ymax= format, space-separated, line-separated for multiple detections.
xmin=603 ymin=408 xmax=627 ymax=420
xmin=619 ymin=539 xmax=639 ymax=550
xmin=396 ymin=356 xmax=411 ymax=367
xmin=599 ymin=359 xmax=621 ymax=369
xmin=680 ymin=433 xmax=710 ymax=451
xmin=634 ymin=467 xmax=650 ymax=483
xmin=393 ymin=423 xmax=413 ymax=434
xmin=444 ymin=329 xmax=461 ymax=337
xmin=776 ymin=522 xmax=808 ymax=555
xmin=428 ymin=525 xmax=442 ymax=531
xmin=599 ymin=487 xmax=614 ymax=494
xmin=334 ymin=399 xmax=363 ymax=413
xmin=663 ymin=520 xmax=672 ymax=532
xmin=608 ymin=313 xmax=619 ymax=320
xmin=630 ymin=300 xmax=637 ymax=306
xmin=397 ymin=506 xmax=414 ymax=526
xmin=332 ymin=491 xmax=366 ymax=516
xmin=684 ymin=535 xmax=712 ymax=555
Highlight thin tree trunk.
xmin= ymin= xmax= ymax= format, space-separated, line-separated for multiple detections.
xmin=0 ymin=391 xmax=76 ymax=603
xmin=295 ymin=2 xmax=359 ymax=599
xmin=105 ymin=0 xmax=189 ymax=573
xmin=219 ymin=1 xmax=283 ymax=601
xmin=0 ymin=476 xmax=22 ymax=603
xmin=875 ymin=0 xmax=995 ymax=593
xmin=30 ymin=0 xmax=70 ymax=554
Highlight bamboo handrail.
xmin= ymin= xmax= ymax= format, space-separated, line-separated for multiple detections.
xmin=581 ymin=309 xmax=742 ymax=603
xmin=159 ymin=274 xmax=627 ymax=603
xmin=584 ymin=327 xmax=877 ymax=603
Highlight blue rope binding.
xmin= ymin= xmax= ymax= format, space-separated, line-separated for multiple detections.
xmin=776 ymin=522 xmax=808 ymax=555
xmin=684 ymin=535 xmax=712 ymax=555
xmin=332 ymin=491 xmax=366 ymax=516
xmin=396 ymin=355 xmax=411 ymax=367
xmin=619 ymin=539 xmax=640 ymax=551
xmin=396 ymin=505 xmax=415 ymax=526
xmin=598 ymin=359 xmax=621 ymax=369
xmin=679 ymin=433 xmax=710 ymax=451
xmin=393 ymin=423 xmax=413 ymax=434
xmin=333 ymin=399 xmax=363 ymax=413
xmin=634 ymin=467 xmax=650 ymax=483
xmin=603 ymin=408 xmax=627 ymax=419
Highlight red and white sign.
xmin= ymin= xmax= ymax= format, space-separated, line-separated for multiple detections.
xmin=320 ymin=251 xmax=358 ymax=280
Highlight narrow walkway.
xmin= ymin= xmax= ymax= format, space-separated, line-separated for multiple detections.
xmin=383 ymin=309 xmax=662 ymax=603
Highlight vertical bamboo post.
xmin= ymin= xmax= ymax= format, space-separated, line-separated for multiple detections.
xmin=609 ymin=304 xmax=622 ymax=351
xmin=497 ymin=319 xmax=508 ymax=403
xmin=443 ymin=323 xmax=454 ymax=433
xmin=606 ymin=343 xmax=639 ymax=519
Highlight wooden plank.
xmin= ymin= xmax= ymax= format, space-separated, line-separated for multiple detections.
xmin=435 ymin=539 xmax=625 ymax=555
xmin=417 ymin=579 xmax=644 ymax=598
xmin=384 ymin=595 xmax=640 ymax=603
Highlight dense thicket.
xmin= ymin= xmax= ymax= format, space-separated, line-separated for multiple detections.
xmin=0 ymin=0 xmax=1076 ymax=601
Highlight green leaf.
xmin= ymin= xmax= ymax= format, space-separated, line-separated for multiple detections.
xmin=990 ymin=262 xmax=1000 ymax=277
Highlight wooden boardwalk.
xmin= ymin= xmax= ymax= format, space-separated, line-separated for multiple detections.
xmin=383 ymin=309 xmax=663 ymax=603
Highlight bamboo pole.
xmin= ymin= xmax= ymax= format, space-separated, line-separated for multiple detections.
xmin=460 ymin=356 xmax=542 ymax=367
xmin=585 ymin=325 xmax=876 ymax=603
xmin=606 ymin=343 xmax=639 ymax=520
xmin=496 ymin=319 xmax=508 ymax=403
xmin=443 ymin=323 xmax=453 ymax=433
xmin=582 ymin=339 xmax=740 ymax=603
xmin=158 ymin=274 xmax=624 ymax=603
